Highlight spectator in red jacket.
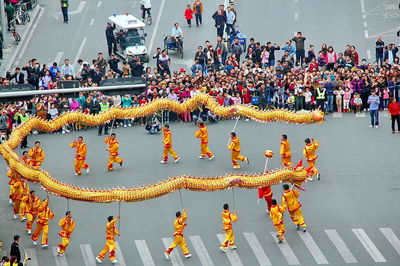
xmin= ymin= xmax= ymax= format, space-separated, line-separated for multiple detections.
xmin=184 ymin=5 xmax=193 ymax=27
xmin=388 ymin=98 xmax=400 ymax=133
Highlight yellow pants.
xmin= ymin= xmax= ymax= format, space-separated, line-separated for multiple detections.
xmin=107 ymin=156 xmax=122 ymax=170
xmin=231 ymin=151 xmax=246 ymax=166
xmin=274 ymin=223 xmax=286 ymax=240
xmin=282 ymin=157 xmax=292 ymax=167
xmin=306 ymin=158 xmax=319 ymax=177
xmin=165 ymin=235 xmax=190 ymax=255
xmin=13 ymin=199 xmax=21 ymax=215
xmin=98 ymin=238 xmax=116 ymax=261
xmin=74 ymin=159 xmax=89 ymax=175
xmin=57 ymin=237 xmax=70 ymax=254
xmin=32 ymin=223 xmax=49 ymax=245
xmin=163 ymin=147 xmax=179 ymax=162
xmin=289 ymin=208 xmax=307 ymax=227
xmin=220 ymin=229 xmax=235 ymax=249
xmin=200 ymin=143 xmax=213 ymax=158
xmin=19 ymin=201 xmax=27 ymax=219
xmin=26 ymin=213 xmax=37 ymax=231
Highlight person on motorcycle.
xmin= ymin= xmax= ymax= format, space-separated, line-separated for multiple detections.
xmin=171 ymin=23 xmax=184 ymax=48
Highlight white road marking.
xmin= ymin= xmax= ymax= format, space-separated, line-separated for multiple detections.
xmin=243 ymin=232 xmax=271 ymax=266
xmin=216 ymin=234 xmax=244 ymax=266
xmin=332 ymin=112 xmax=342 ymax=118
xmin=270 ymin=232 xmax=300 ymax=265
xmin=352 ymin=229 xmax=386 ymax=262
xmin=135 ymin=240 xmax=155 ymax=266
xmin=189 ymin=235 xmax=214 ymax=266
xmin=367 ymin=50 xmax=371 ymax=59
xmin=364 ymin=30 xmax=369 ymax=38
xmin=356 ymin=112 xmax=366 ymax=118
xmin=148 ymin=0 xmax=166 ymax=54
xmin=298 ymin=231 xmax=329 ymax=264
xmin=294 ymin=12 xmax=298 ymax=20
xmin=115 ymin=241 xmax=127 ymax=266
xmin=363 ymin=21 xmax=368 ymax=28
xmin=73 ymin=37 xmax=87 ymax=65
xmin=54 ymin=1 xmax=86 ymax=20
xmin=80 ymin=244 xmax=96 ymax=266
xmin=24 ymin=249 xmax=39 ymax=266
xmin=97 ymin=1 xmax=102 ymax=8
xmin=294 ymin=0 xmax=298 ymax=2
xmin=362 ymin=14 xmax=366 ymax=19
xmin=52 ymin=247 xmax=69 ymax=266
xmin=89 ymin=18 xmax=95 ymax=26
xmin=325 ymin=230 xmax=357 ymax=264
xmin=53 ymin=52 xmax=64 ymax=65
xmin=380 ymin=228 xmax=400 ymax=256
xmin=162 ymin=238 xmax=185 ymax=266
xmin=360 ymin=0 xmax=365 ymax=13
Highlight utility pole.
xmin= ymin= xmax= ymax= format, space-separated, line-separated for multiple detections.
xmin=0 ymin=0 xmax=7 ymax=47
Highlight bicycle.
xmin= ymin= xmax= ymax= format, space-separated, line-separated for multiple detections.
xmin=15 ymin=2 xmax=30 ymax=25
xmin=141 ymin=6 xmax=152 ymax=25
xmin=9 ymin=20 xmax=21 ymax=45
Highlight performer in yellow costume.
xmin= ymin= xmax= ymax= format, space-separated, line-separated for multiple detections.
xmin=303 ymin=138 xmax=320 ymax=180
xmin=270 ymin=199 xmax=286 ymax=243
xmin=70 ymin=136 xmax=90 ymax=175
xmin=194 ymin=122 xmax=214 ymax=160
xmin=57 ymin=211 xmax=75 ymax=256
xmin=11 ymin=177 xmax=24 ymax=219
xmin=164 ymin=209 xmax=192 ymax=260
xmin=220 ymin=203 xmax=238 ymax=252
xmin=281 ymin=184 xmax=307 ymax=232
xmin=21 ymin=151 xmax=32 ymax=166
xmin=227 ymin=132 xmax=249 ymax=169
xmin=104 ymin=133 xmax=123 ymax=171
xmin=25 ymin=190 xmax=41 ymax=235
xmin=18 ymin=181 xmax=30 ymax=222
xmin=28 ymin=141 xmax=45 ymax=168
xmin=96 ymin=216 xmax=120 ymax=264
xmin=280 ymin=134 xmax=292 ymax=167
xmin=160 ymin=125 xmax=180 ymax=164
xmin=32 ymin=199 xmax=55 ymax=248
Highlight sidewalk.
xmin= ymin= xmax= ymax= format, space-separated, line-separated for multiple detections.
xmin=0 ymin=6 xmax=43 ymax=76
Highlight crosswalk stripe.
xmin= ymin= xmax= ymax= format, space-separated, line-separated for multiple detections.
xmin=352 ymin=229 xmax=386 ymax=262
xmin=356 ymin=112 xmax=366 ymax=118
xmin=24 ymin=249 xmax=39 ymax=266
xmin=270 ymin=232 xmax=300 ymax=265
xmin=80 ymin=244 xmax=96 ymax=266
xmin=135 ymin=240 xmax=155 ymax=266
xmin=161 ymin=237 xmax=185 ymax=266
xmin=243 ymin=232 xmax=271 ymax=266
xmin=298 ymin=231 xmax=329 ymax=264
xmin=380 ymin=228 xmax=400 ymax=256
xmin=333 ymin=113 xmax=343 ymax=118
xmin=325 ymin=230 xmax=357 ymax=263
xmin=216 ymin=234 xmax=244 ymax=266
xmin=115 ymin=241 xmax=127 ymax=266
xmin=52 ymin=247 xmax=69 ymax=266
xmin=189 ymin=235 xmax=214 ymax=266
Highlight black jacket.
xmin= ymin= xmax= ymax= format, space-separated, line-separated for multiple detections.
xmin=7 ymin=72 xmax=24 ymax=84
xmin=10 ymin=241 xmax=21 ymax=262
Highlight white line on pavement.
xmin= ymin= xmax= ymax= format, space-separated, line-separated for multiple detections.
xmin=363 ymin=21 xmax=368 ymax=28
xmin=135 ymin=240 xmax=155 ymax=266
xmin=161 ymin=238 xmax=184 ymax=266
xmin=380 ymin=228 xmax=400 ymax=256
xmin=55 ymin=1 xmax=86 ymax=19
xmin=80 ymin=244 xmax=96 ymax=266
xmin=352 ymin=229 xmax=386 ymax=263
xmin=73 ymin=37 xmax=87 ymax=65
xmin=53 ymin=52 xmax=64 ymax=65
xmin=216 ymin=234 xmax=244 ymax=266
xmin=294 ymin=0 xmax=298 ymax=2
xmin=362 ymin=14 xmax=366 ymax=19
xmin=364 ymin=30 xmax=369 ymax=38
xmin=325 ymin=230 xmax=357 ymax=264
xmin=367 ymin=50 xmax=371 ymax=59
xmin=115 ymin=241 xmax=127 ymax=266
xmin=360 ymin=0 xmax=365 ymax=13
xmin=298 ymin=231 xmax=329 ymax=264
xmin=270 ymin=232 xmax=300 ymax=265
xmin=97 ymin=1 xmax=102 ymax=8
xmin=89 ymin=18 xmax=95 ymax=26
xmin=24 ymin=249 xmax=39 ymax=266
xmin=148 ymin=0 xmax=166 ymax=54
xmin=189 ymin=235 xmax=214 ymax=266
xmin=243 ymin=232 xmax=271 ymax=266
xmin=294 ymin=12 xmax=298 ymax=20
xmin=52 ymin=247 xmax=69 ymax=266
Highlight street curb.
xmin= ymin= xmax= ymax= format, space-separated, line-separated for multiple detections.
xmin=2 ymin=7 xmax=43 ymax=76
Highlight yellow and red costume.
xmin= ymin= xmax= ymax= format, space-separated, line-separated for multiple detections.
xmin=28 ymin=147 xmax=45 ymax=168
xmin=57 ymin=216 xmax=75 ymax=255
xmin=25 ymin=194 xmax=41 ymax=233
xmin=280 ymin=139 xmax=292 ymax=167
xmin=19 ymin=182 xmax=30 ymax=220
xmin=165 ymin=210 xmax=191 ymax=256
xmin=270 ymin=203 xmax=286 ymax=241
xmin=104 ymin=137 xmax=123 ymax=171
xmin=70 ymin=141 xmax=89 ymax=175
xmin=227 ymin=136 xmax=248 ymax=168
xmin=258 ymin=186 xmax=273 ymax=211
xmin=281 ymin=189 xmax=306 ymax=229
xmin=97 ymin=217 xmax=119 ymax=262
xmin=11 ymin=178 xmax=24 ymax=217
xmin=32 ymin=199 xmax=55 ymax=246
xmin=195 ymin=125 xmax=214 ymax=158
xmin=220 ymin=210 xmax=238 ymax=250
xmin=162 ymin=128 xmax=179 ymax=162
xmin=8 ymin=170 xmax=17 ymax=204
xmin=303 ymin=139 xmax=319 ymax=177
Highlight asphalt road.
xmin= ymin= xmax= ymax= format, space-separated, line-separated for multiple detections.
xmin=0 ymin=112 xmax=400 ymax=266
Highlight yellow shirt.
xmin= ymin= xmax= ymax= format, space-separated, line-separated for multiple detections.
xmin=28 ymin=147 xmax=45 ymax=165
xmin=303 ymin=140 xmax=319 ymax=161
xmin=270 ymin=204 xmax=284 ymax=226
xmin=70 ymin=141 xmax=88 ymax=160
xmin=195 ymin=125 xmax=209 ymax=144
xmin=104 ymin=138 xmax=119 ymax=156
xmin=281 ymin=189 xmax=301 ymax=212
xmin=59 ymin=217 xmax=75 ymax=238
xmin=280 ymin=140 xmax=292 ymax=158
xmin=26 ymin=195 xmax=41 ymax=215
xmin=162 ymin=128 xmax=172 ymax=148
xmin=105 ymin=218 xmax=119 ymax=240
xmin=221 ymin=210 xmax=238 ymax=231
xmin=227 ymin=136 xmax=240 ymax=152
xmin=37 ymin=200 xmax=55 ymax=225
xmin=173 ymin=210 xmax=187 ymax=236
